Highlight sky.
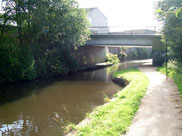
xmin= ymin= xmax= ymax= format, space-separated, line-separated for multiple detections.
xmin=77 ymin=0 xmax=162 ymax=27
xmin=0 ymin=0 xmax=162 ymax=27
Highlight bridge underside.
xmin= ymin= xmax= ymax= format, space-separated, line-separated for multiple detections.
xmin=85 ymin=34 xmax=166 ymax=66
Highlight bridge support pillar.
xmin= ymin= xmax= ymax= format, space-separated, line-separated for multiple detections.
xmin=152 ymin=38 xmax=165 ymax=66
xmin=74 ymin=46 xmax=107 ymax=66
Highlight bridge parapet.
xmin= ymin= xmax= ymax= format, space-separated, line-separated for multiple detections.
xmin=90 ymin=26 xmax=163 ymax=35
xmin=86 ymin=34 xmax=163 ymax=47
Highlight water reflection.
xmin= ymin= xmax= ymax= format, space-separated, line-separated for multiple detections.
xmin=0 ymin=59 xmax=152 ymax=136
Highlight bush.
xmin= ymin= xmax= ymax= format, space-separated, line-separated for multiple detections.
xmin=33 ymin=44 xmax=78 ymax=78
xmin=106 ymin=53 xmax=120 ymax=64
xmin=118 ymin=52 xmax=127 ymax=62
xmin=126 ymin=48 xmax=152 ymax=60
xmin=0 ymin=38 xmax=36 ymax=83
xmin=46 ymin=47 xmax=78 ymax=77
xmin=0 ymin=37 xmax=79 ymax=83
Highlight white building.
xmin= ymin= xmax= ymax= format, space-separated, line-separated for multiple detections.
xmin=86 ymin=7 xmax=109 ymax=34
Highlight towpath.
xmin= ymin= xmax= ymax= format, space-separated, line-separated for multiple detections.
xmin=125 ymin=66 xmax=182 ymax=136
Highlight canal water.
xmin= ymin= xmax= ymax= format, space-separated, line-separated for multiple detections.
xmin=0 ymin=59 xmax=151 ymax=136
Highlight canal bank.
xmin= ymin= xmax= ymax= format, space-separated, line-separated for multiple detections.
xmin=66 ymin=64 xmax=182 ymax=136
xmin=77 ymin=62 xmax=113 ymax=72
xmin=66 ymin=68 xmax=149 ymax=136
xmin=0 ymin=60 xmax=152 ymax=136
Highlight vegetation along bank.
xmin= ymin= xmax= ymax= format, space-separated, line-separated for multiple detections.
xmin=157 ymin=62 xmax=182 ymax=99
xmin=0 ymin=0 xmax=90 ymax=84
xmin=156 ymin=0 xmax=182 ymax=100
xmin=67 ymin=68 xmax=149 ymax=136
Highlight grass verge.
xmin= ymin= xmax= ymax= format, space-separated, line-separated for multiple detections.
xmin=157 ymin=66 xmax=182 ymax=99
xmin=72 ymin=68 xmax=149 ymax=136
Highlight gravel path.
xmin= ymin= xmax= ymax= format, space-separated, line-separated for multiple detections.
xmin=125 ymin=66 xmax=182 ymax=136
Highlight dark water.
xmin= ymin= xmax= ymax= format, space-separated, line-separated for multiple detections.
xmin=0 ymin=59 xmax=151 ymax=136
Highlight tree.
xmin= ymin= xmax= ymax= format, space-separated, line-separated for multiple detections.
xmin=0 ymin=0 xmax=90 ymax=83
xmin=156 ymin=0 xmax=182 ymax=61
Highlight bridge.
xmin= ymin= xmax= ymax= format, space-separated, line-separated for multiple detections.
xmin=86 ymin=34 xmax=162 ymax=47
xmin=76 ymin=26 xmax=165 ymax=66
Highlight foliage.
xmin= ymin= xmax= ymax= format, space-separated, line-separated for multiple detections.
xmin=74 ymin=68 xmax=149 ymax=136
xmin=0 ymin=37 xmax=36 ymax=83
xmin=0 ymin=0 xmax=90 ymax=83
xmin=157 ymin=61 xmax=182 ymax=98
xmin=108 ymin=47 xmax=152 ymax=62
xmin=118 ymin=47 xmax=127 ymax=61
xmin=156 ymin=0 xmax=182 ymax=61
xmin=153 ymin=51 xmax=165 ymax=66
xmin=33 ymin=44 xmax=78 ymax=78
xmin=106 ymin=53 xmax=120 ymax=64
xmin=126 ymin=48 xmax=152 ymax=60
xmin=136 ymin=48 xmax=151 ymax=59
xmin=156 ymin=0 xmax=182 ymax=98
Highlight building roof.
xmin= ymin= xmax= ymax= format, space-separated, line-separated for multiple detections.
xmin=85 ymin=7 xmax=108 ymax=20
xmin=85 ymin=7 xmax=97 ymax=12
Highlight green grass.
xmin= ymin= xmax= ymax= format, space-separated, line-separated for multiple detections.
xmin=157 ymin=66 xmax=182 ymax=99
xmin=73 ymin=68 xmax=149 ymax=136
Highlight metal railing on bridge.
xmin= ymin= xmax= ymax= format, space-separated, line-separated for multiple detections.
xmin=89 ymin=26 xmax=163 ymax=35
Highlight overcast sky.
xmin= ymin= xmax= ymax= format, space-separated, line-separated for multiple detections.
xmin=78 ymin=0 xmax=161 ymax=27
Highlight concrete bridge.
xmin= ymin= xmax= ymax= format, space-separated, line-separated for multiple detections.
xmin=84 ymin=34 xmax=165 ymax=66
xmin=86 ymin=34 xmax=162 ymax=47
xmin=75 ymin=32 xmax=165 ymax=66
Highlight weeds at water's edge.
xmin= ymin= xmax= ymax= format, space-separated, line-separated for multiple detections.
xmin=102 ymin=92 xmax=110 ymax=103
xmin=67 ymin=68 xmax=149 ymax=136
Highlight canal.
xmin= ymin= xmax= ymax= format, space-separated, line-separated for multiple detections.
xmin=0 ymin=59 xmax=151 ymax=136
